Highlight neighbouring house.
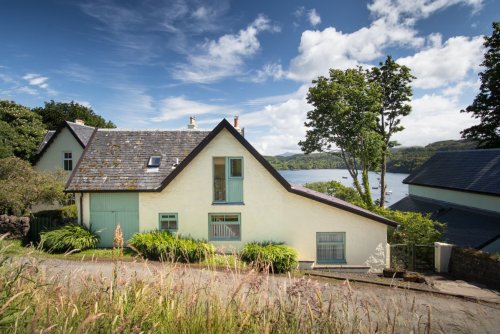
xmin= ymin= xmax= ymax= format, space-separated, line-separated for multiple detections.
xmin=391 ymin=149 xmax=500 ymax=253
xmin=65 ymin=117 xmax=397 ymax=270
xmin=32 ymin=120 xmax=96 ymax=212
xmin=34 ymin=120 xmax=96 ymax=179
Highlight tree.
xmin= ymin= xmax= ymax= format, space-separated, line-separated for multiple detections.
xmin=0 ymin=157 xmax=65 ymax=216
xmin=461 ymin=22 xmax=500 ymax=148
xmin=0 ymin=100 xmax=47 ymax=161
xmin=370 ymin=56 xmax=414 ymax=206
xmin=32 ymin=100 xmax=116 ymax=130
xmin=299 ymin=68 xmax=383 ymax=208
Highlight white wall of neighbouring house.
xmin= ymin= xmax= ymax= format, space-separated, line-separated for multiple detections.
xmin=134 ymin=128 xmax=388 ymax=270
xmin=34 ymin=127 xmax=84 ymax=181
xmin=409 ymin=184 xmax=500 ymax=214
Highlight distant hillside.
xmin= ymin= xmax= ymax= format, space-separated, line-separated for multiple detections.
xmin=266 ymin=140 xmax=477 ymax=173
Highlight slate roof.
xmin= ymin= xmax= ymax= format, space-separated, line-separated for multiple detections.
xmin=34 ymin=121 xmax=96 ymax=162
xmin=36 ymin=130 xmax=56 ymax=154
xmin=66 ymin=121 xmax=95 ymax=146
xmin=66 ymin=129 xmax=211 ymax=191
xmin=403 ymin=149 xmax=500 ymax=196
xmin=66 ymin=119 xmax=397 ymax=227
xmin=391 ymin=196 xmax=500 ymax=248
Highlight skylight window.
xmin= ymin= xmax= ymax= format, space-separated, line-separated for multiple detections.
xmin=147 ymin=156 xmax=161 ymax=168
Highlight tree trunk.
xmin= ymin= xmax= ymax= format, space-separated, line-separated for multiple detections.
xmin=361 ymin=167 xmax=373 ymax=208
xmin=379 ymin=149 xmax=387 ymax=207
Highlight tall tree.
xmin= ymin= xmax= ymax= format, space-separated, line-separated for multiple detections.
xmin=0 ymin=100 xmax=47 ymax=161
xmin=33 ymin=100 xmax=116 ymax=130
xmin=299 ymin=68 xmax=383 ymax=208
xmin=370 ymin=56 xmax=414 ymax=206
xmin=461 ymin=22 xmax=500 ymax=148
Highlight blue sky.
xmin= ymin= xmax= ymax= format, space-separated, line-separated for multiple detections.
xmin=1 ymin=0 xmax=499 ymax=154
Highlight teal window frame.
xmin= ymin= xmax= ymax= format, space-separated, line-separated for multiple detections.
xmin=63 ymin=151 xmax=73 ymax=171
xmin=212 ymin=157 xmax=244 ymax=204
xmin=208 ymin=213 xmax=241 ymax=241
xmin=159 ymin=213 xmax=178 ymax=232
xmin=316 ymin=232 xmax=346 ymax=264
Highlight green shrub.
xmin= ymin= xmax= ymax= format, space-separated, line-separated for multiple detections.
xmin=241 ymin=242 xmax=298 ymax=273
xmin=60 ymin=204 xmax=77 ymax=219
xmin=129 ymin=231 xmax=215 ymax=263
xmin=39 ymin=224 xmax=99 ymax=253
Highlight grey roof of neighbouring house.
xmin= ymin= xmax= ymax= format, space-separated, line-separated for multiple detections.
xmin=66 ymin=128 xmax=211 ymax=191
xmin=66 ymin=119 xmax=398 ymax=227
xmin=403 ymin=149 xmax=500 ymax=196
xmin=34 ymin=121 xmax=96 ymax=161
xmin=391 ymin=195 xmax=500 ymax=248
xmin=36 ymin=130 xmax=56 ymax=154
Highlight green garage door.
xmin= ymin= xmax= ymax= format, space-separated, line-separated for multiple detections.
xmin=90 ymin=193 xmax=139 ymax=247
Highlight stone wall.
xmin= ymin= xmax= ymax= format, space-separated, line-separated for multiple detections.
xmin=449 ymin=247 xmax=500 ymax=290
xmin=0 ymin=215 xmax=30 ymax=239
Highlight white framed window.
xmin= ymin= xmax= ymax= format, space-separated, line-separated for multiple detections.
xmin=316 ymin=232 xmax=346 ymax=264
xmin=63 ymin=152 xmax=73 ymax=171
xmin=208 ymin=213 xmax=241 ymax=241
xmin=159 ymin=213 xmax=178 ymax=232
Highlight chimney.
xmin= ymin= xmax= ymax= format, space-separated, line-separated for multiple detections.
xmin=187 ymin=116 xmax=197 ymax=129
xmin=233 ymin=115 xmax=239 ymax=129
xmin=75 ymin=119 xmax=85 ymax=125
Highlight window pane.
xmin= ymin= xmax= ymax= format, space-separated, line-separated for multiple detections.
xmin=160 ymin=213 xmax=177 ymax=231
xmin=209 ymin=214 xmax=241 ymax=240
xmin=213 ymin=158 xmax=226 ymax=201
xmin=230 ymin=159 xmax=242 ymax=177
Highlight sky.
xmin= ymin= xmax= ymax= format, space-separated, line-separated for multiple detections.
xmin=1 ymin=0 xmax=499 ymax=155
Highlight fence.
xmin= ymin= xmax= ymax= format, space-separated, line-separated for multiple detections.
xmin=390 ymin=243 xmax=435 ymax=272
xmin=26 ymin=215 xmax=71 ymax=243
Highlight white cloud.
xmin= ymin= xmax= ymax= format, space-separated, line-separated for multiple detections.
xmin=152 ymin=96 xmax=237 ymax=122
xmin=287 ymin=21 xmax=422 ymax=82
xmin=393 ymin=93 xmax=478 ymax=146
xmin=23 ymin=73 xmax=48 ymax=86
xmin=286 ymin=0 xmax=483 ymax=83
xmin=368 ymin=0 xmax=483 ymax=25
xmin=308 ymin=9 xmax=321 ymax=26
xmin=245 ymin=63 xmax=284 ymax=83
xmin=397 ymin=35 xmax=483 ymax=89
xmin=173 ymin=15 xmax=279 ymax=83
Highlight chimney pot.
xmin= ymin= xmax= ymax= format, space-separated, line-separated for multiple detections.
xmin=75 ymin=119 xmax=85 ymax=125
xmin=187 ymin=116 xmax=197 ymax=129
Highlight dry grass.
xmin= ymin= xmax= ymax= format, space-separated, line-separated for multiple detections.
xmin=1 ymin=236 xmax=497 ymax=333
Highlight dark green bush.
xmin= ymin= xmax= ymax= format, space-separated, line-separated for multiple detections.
xmin=129 ymin=231 xmax=215 ymax=263
xmin=241 ymin=242 xmax=298 ymax=273
xmin=39 ymin=224 xmax=99 ymax=253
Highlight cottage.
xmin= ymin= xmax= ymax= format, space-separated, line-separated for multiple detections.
xmin=391 ymin=149 xmax=500 ymax=252
xmin=66 ymin=118 xmax=396 ymax=270
xmin=34 ymin=120 xmax=96 ymax=179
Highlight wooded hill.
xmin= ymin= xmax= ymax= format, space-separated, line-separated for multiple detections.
xmin=264 ymin=140 xmax=476 ymax=173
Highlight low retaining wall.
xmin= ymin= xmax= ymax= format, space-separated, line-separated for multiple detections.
xmin=449 ymin=247 xmax=500 ymax=290
xmin=0 ymin=215 xmax=30 ymax=239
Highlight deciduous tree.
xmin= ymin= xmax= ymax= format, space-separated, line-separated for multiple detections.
xmin=0 ymin=100 xmax=46 ymax=161
xmin=33 ymin=100 xmax=116 ymax=130
xmin=370 ymin=56 xmax=414 ymax=206
xmin=461 ymin=22 xmax=500 ymax=148
xmin=299 ymin=68 xmax=383 ymax=208
xmin=0 ymin=157 xmax=65 ymax=216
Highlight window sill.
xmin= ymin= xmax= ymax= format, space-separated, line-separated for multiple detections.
xmin=211 ymin=202 xmax=245 ymax=205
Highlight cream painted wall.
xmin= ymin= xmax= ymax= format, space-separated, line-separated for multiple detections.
xmin=77 ymin=129 xmax=389 ymax=269
xmin=409 ymin=185 xmax=500 ymax=214
xmin=34 ymin=127 xmax=84 ymax=181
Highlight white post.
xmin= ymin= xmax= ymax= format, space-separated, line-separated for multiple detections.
xmin=386 ymin=243 xmax=391 ymax=268
xmin=434 ymin=242 xmax=454 ymax=273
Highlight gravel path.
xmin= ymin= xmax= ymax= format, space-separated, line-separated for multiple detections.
xmin=35 ymin=258 xmax=500 ymax=333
